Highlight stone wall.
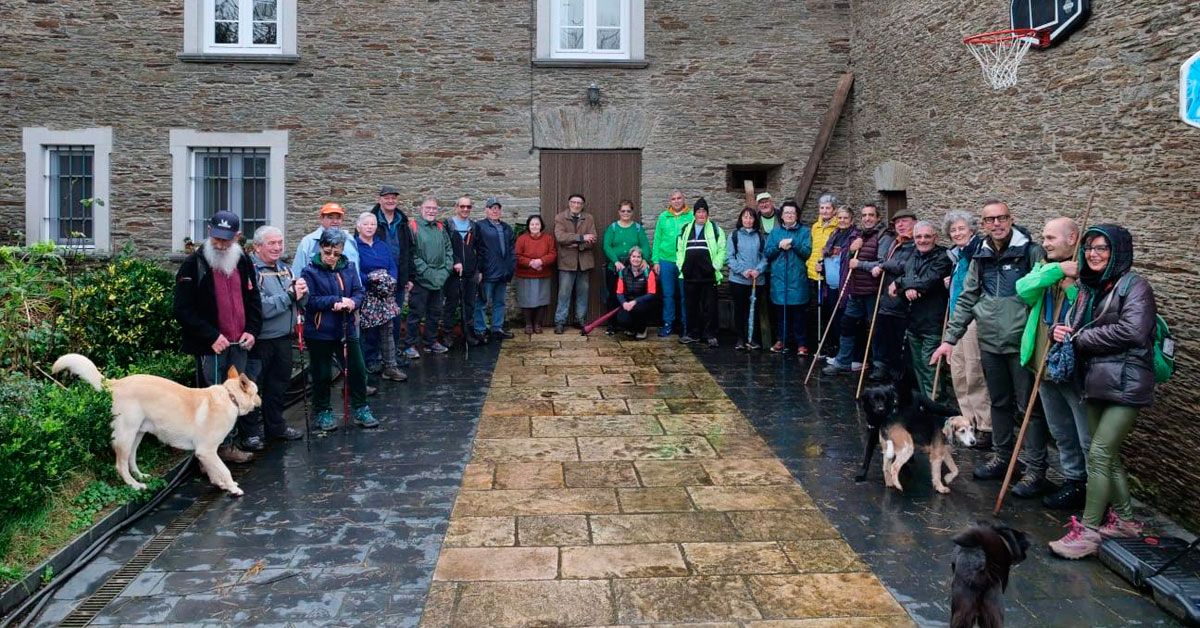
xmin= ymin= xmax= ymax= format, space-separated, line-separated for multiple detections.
xmin=842 ymin=0 xmax=1200 ymax=526
xmin=0 ymin=0 xmax=854 ymax=252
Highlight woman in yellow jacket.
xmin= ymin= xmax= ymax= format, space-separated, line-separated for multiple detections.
xmin=808 ymin=193 xmax=840 ymax=355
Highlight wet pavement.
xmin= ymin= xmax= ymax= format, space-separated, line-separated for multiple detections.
xmin=32 ymin=341 xmax=500 ymax=627
xmin=694 ymin=334 xmax=1182 ymax=627
xmin=25 ymin=329 xmax=1185 ymax=627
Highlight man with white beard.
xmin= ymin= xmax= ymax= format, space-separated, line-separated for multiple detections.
xmin=174 ymin=211 xmax=263 ymax=463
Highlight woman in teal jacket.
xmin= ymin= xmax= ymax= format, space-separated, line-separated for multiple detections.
xmin=764 ymin=201 xmax=812 ymax=356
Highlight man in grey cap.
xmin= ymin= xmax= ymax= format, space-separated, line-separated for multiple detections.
xmin=370 ymin=185 xmax=412 ymax=366
xmin=474 ymin=197 xmax=517 ymax=340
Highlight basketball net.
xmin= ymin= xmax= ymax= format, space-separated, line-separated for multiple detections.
xmin=963 ymin=29 xmax=1048 ymax=90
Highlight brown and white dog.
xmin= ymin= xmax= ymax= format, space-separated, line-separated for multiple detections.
xmin=882 ymin=415 xmax=976 ymax=494
xmin=52 ymin=353 xmax=260 ymax=496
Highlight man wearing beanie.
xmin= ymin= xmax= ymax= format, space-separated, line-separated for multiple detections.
xmin=674 ymin=198 xmax=727 ymax=347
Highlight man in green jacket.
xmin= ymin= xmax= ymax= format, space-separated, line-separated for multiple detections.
xmin=675 ymin=198 xmax=727 ymax=347
xmin=929 ymin=200 xmax=1050 ymax=495
xmin=651 ymin=190 xmax=693 ymax=336
xmin=404 ymin=197 xmax=454 ymax=358
xmin=602 ymin=200 xmax=651 ymax=334
xmin=1015 ymin=217 xmax=1090 ymax=510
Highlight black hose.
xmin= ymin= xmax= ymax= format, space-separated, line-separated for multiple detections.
xmin=1 ymin=456 xmax=196 ymax=628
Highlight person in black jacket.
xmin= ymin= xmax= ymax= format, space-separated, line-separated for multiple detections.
xmin=173 ymin=211 xmax=263 ymax=463
xmin=895 ymin=221 xmax=953 ymax=398
xmin=614 ymin=246 xmax=659 ymax=339
xmin=442 ymin=196 xmax=484 ymax=346
xmin=474 ymin=197 xmax=517 ymax=339
xmin=867 ymin=210 xmax=916 ymax=381
xmin=370 ymin=185 xmax=413 ymax=368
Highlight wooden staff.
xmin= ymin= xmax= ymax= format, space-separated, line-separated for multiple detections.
xmin=930 ymin=304 xmax=950 ymax=400
xmin=994 ymin=191 xmax=1096 ymax=514
xmin=805 ymin=250 xmax=858 ymax=385
xmin=855 ymin=270 xmax=887 ymax=399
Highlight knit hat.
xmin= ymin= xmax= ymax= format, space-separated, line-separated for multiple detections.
xmin=693 ymin=197 xmax=709 ymax=214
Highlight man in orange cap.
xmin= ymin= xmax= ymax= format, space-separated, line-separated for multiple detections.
xmin=293 ymin=202 xmax=361 ymax=273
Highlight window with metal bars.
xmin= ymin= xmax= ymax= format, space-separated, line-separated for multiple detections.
xmin=191 ymin=147 xmax=269 ymax=242
xmin=47 ymin=146 xmax=95 ymax=246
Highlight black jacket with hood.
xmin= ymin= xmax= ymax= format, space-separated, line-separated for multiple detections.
xmin=1069 ymin=224 xmax=1157 ymax=407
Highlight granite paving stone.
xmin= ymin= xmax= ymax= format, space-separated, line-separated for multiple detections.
xmin=562 ymin=461 xmax=642 ymax=487
xmin=493 ymin=462 xmax=565 ymax=489
xmin=516 ymin=515 xmax=591 ymax=546
xmin=432 ymin=547 xmax=558 ymax=581
xmin=560 ymin=543 xmax=688 ymax=578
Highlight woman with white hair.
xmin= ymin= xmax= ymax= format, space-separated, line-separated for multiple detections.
xmin=943 ymin=209 xmax=992 ymax=448
xmin=355 ymin=212 xmax=406 ymax=382
xmin=808 ymin=193 xmax=840 ymax=357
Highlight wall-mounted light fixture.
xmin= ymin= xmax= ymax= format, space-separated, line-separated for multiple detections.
xmin=587 ymin=82 xmax=601 ymax=107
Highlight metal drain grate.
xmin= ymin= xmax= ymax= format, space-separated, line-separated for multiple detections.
xmin=56 ymin=488 xmax=225 ymax=627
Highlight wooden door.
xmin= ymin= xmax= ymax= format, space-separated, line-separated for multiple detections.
xmin=540 ymin=150 xmax=643 ymax=324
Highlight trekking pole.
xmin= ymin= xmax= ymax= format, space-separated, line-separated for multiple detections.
xmin=805 ymin=251 xmax=857 ymax=385
xmin=297 ymin=313 xmax=311 ymax=451
xmin=995 ymin=190 xmax=1095 ymax=514
xmin=747 ymin=279 xmax=757 ymax=346
xmin=930 ymin=304 xmax=950 ymax=400
xmin=341 ymin=313 xmax=351 ymax=429
xmin=855 ymin=271 xmax=887 ymax=399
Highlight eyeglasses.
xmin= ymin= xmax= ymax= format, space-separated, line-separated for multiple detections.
xmin=981 ymin=215 xmax=1011 ymax=225
xmin=1083 ymin=245 xmax=1110 ymax=254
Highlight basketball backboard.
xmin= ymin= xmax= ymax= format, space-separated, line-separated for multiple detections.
xmin=1010 ymin=0 xmax=1091 ymax=46
xmin=1183 ymin=51 xmax=1200 ymax=129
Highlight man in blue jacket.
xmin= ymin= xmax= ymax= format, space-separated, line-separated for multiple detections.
xmin=371 ymin=185 xmax=412 ymax=367
xmin=475 ymin=197 xmax=517 ymax=340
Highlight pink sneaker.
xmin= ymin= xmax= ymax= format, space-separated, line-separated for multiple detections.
xmin=1049 ymin=516 xmax=1102 ymax=559
xmin=1098 ymin=510 xmax=1145 ymax=539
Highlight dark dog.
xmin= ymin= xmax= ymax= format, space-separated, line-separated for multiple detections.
xmin=950 ymin=521 xmax=1030 ymax=628
xmin=856 ymin=368 xmax=959 ymax=482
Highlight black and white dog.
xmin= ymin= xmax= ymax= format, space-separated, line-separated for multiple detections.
xmin=855 ymin=368 xmax=962 ymax=483
xmin=950 ymin=521 xmax=1030 ymax=628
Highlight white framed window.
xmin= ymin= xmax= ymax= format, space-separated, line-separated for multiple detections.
xmin=536 ymin=0 xmax=644 ymax=63
xmin=169 ymin=130 xmax=287 ymax=252
xmin=22 ymin=127 xmax=113 ymax=252
xmin=181 ymin=0 xmax=297 ymax=61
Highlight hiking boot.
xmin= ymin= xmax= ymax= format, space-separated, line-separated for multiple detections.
xmin=238 ymin=435 xmax=265 ymax=452
xmin=533 ymin=322 xmax=543 ymax=334
xmin=554 ymin=324 xmax=565 ymax=335
xmin=973 ymin=455 xmax=1022 ymax=481
xmin=823 ymin=359 xmax=851 ymax=375
xmin=1012 ymin=473 xmax=1056 ymax=498
xmin=269 ymin=427 xmax=304 ymax=441
xmin=679 ymin=335 xmax=698 ymax=345
xmin=524 ymin=323 xmax=534 ymax=334
xmin=366 ymin=385 xmax=378 ymax=396
xmin=1043 ymin=479 xmax=1088 ymax=510
xmin=494 ymin=329 xmax=515 ymax=340
xmin=217 ymin=443 xmax=254 ymax=463
xmin=706 ymin=338 xmax=718 ymax=348
xmin=382 ymin=367 xmax=408 ymax=382
xmin=314 ymin=409 xmax=337 ymax=432
xmin=770 ymin=342 xmax=786 ymax=353
xmin=1049 ymin=516 xmax=1102 ymax=559
xmin=404 ymin=347 xmax=421 ymax=360
xmin=1098 ymin=509 xmax=1145 ymax=539
xmin=635 ymin=331 xmax=647 ymax=340
xmin=735 ymin=341 xmax=746 ymax=351
xmin=850 ymin=361 xmax=863 ymax=372
xmin=354 ymin=406 xmax=380 ymax=429
xmin=429 ymin=342 xmax=449 ymax=354
xmin=366 ymin=361 xmax=383 ymax=374
xmin=658 ymin=326 xmax=673 ymax=338
xmin=746 ymin=341 xmax=761 ymax=350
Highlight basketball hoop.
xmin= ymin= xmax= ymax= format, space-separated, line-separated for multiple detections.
xmin=963 ymin=28 xmax=1050 ymax=90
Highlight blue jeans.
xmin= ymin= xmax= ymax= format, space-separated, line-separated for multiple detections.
xmin=658 ymin=261 xmax=686 ymax=331
xmin=474 ymin=280 xmax=509 ymax=333
xmin=554 ymin=270 xmax=590 ymax=325
xmin=1039 ymin=379 xmax=1090 ymax=482
xmin=834 ymin=293 xmax=875 ymax=365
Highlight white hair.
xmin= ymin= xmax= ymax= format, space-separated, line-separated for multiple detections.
xmin=914 ymin=220 xmax=937 ymax=234
xmin=356 ymin=212 xmax=377 ymax=227
xmin=818 ymin=193 xmax=839 ymax=206
xmin=253 ymin=225 xmax=283 ymax=245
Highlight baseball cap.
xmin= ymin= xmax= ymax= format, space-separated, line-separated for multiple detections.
xmin=485 ymin=197 xmax=502 ymax=208
xmin=208 ymin=211 xmax=239 ymax=240
xmin=319 ymin=202 xmax=345 ymax=216
xmin=755 ymin=192 xmax=772 ymax=202
xmin=378 ymin=185 xmax=400 ymax=197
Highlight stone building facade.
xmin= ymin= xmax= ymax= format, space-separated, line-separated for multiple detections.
xmin=2 ymin=0 xmax=1198 ymax=524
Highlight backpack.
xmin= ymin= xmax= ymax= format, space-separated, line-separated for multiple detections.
xmin=1116 ymin=274 xmax=1175 ymax=383
xmin=409 ymin=218 xmax=444 ymax=236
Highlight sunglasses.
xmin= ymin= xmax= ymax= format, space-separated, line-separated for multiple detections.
xmin=982 ymin=215 xmax=1011 ymax=224
xmin=457 ymin=204 xmax=473 ymax=209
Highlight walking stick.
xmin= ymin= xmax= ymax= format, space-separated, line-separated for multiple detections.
xmin=930 ymin=304 xmax=950 ymax=400
xmin=297 ymin=313 xmax=311 ymax=450
xmin=805 ymin=251 xmax=857 ymax=384
xmin=994 ymin=191 xmax=1096 ymax=514
xmin=747 ymin=280 xmax=757 ymax=346
xmin=855 ymin=271 xmax=887 ymax=399
xmin=341 ymin=313 xmax=351 ymax=429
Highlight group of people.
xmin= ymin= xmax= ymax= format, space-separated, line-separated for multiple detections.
xmin=173 ymin=187 xmax=1160 ymax=562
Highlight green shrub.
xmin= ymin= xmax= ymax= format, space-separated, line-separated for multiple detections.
xmin=113 ymin=351 xmax=195 ymax=384
xmin=0 ymin=244 xmax=71 ymax=374
xmin=65 ymin=255 xmax=179 ymax=369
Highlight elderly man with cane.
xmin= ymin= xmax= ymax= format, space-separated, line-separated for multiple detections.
xmin=929 ymin=200 xmax=1051 ymax=498
xmin=894 ymin=221 xmax=953 ymax=398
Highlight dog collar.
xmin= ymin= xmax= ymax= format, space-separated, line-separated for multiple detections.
xmin=226 ymin=388 xmax=241 ymax=408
